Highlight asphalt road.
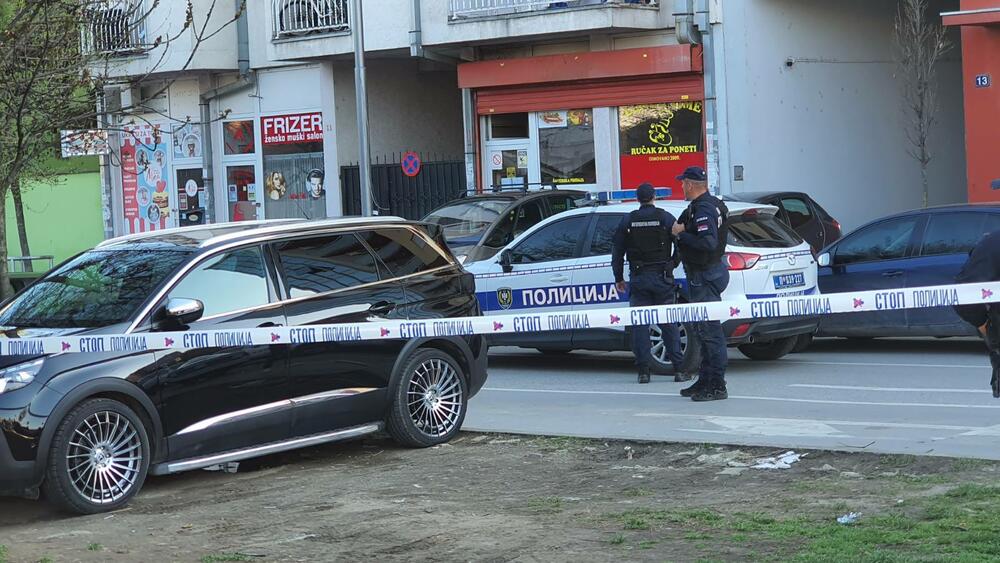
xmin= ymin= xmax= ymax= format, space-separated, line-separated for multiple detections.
xmin=464 ymin=338 xmax=1000 ymax=460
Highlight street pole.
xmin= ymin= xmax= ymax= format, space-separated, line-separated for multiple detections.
xmin=352 ymin=0 xmax=374 ymax=216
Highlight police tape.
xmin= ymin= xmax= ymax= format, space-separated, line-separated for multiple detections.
xmin=4 ymin=281 xmax=1000 ymax=356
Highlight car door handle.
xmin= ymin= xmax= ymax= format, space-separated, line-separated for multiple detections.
xmin=881 ymin=270 xmax=904 ymax=278
xmin=369 ymin=301 xmax=396 ymax=315
xmin=550 ymin=275 xmax=570 ymax=283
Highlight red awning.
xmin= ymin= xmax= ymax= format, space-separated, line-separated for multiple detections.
xmin=942 ymin=7 xmax=1000 ymax=26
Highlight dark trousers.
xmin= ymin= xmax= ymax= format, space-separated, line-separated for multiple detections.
xmin=687 ymin=263 xmax=729 ymax=387
xmin=629 ymin=269 xmax=684 ymax=372
xmin=986 ymin=312 xmax=1000 ymax=398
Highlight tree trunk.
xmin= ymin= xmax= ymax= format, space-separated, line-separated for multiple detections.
xmin=0 ymin=186 xmax=14 ymax=299
xmin=11 ymin=178 xmax=31 ymax=273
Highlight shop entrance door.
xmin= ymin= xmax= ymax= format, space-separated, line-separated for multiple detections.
xmin=484 ymin=143 xmax=531 ymax=192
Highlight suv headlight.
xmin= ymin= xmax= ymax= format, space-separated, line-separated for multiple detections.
xmin=0 ymin=359 xmax=44 ymax=394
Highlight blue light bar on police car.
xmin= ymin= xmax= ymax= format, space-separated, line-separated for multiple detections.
xmin=588 ymin=188 xmax=672 ymax=203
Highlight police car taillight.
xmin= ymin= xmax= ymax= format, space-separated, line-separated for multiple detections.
xmin=742 ymin=209 xmax=759 ymax=217
xmin=725 ymin=252 xmax=760 ymax=270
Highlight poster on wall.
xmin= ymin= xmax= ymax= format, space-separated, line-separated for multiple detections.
xmin=172 ymin=123 xmax=203 ymax=160
xmin=618 ymin=101 xmax=705 ymax=197
xmin=120 ymin=124 xmax=173 ymax=234
xmin=261 ymin=112 xmax=325 ymax=220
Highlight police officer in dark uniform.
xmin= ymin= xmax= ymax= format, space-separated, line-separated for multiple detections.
xmin=612 ymin=183 xmax=688 ymax=384
xmin=671 ymin=167 xmax=730 ymax=401
xmin=954 ymin=230 xmax=1000 ymax=398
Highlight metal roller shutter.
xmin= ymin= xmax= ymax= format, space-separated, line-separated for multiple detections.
xmin=475 ymin=75 xmax=705 ymax=115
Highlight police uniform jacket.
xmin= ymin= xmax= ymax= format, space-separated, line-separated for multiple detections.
xmin=611 ymin=204 xmax=677 ymax=283
xmin=676 ymin=192 xmax=728 ymax=271
xmin=955 ymin=230 xmax=1000 ymax=327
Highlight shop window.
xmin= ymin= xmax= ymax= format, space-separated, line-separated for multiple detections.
xmin=261 ymin=112 xmax=326 ymax=220
xmin=224 ymin=120 xmax=256 ymax=155
xmin=227 ymin=165 xmax=258 ymax=221
xmin=538 ymin=109 xmax=596 ymax=186
xmin=489 ymin=113 xmax=529 ymax=139
xmin=619 ymin=102 xmax=705 ymax=192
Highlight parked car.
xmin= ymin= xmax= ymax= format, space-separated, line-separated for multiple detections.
xmin=816 ymin=203 xmax=1000 ymax=338
xmin=729 ymin=191 xmax=842 ymax=252
xmin=465 ymin=198 xmax=820 ymax=372
xmin=0 ymin=218 xmax=487 ymax=514
xmin=422 ymin=188 xmax=590 ymax=265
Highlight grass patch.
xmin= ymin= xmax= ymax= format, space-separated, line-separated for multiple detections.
xmin=623 ymin=515 xmax=651 ymax=530
xmin=951 ymin=458 xmax=995 ymax=471
xmin=37 ymin=558 xmax=53 ymax=563
xmin=622 ymin=487 xmax=652 ymax=498
xmin=638 ymin=540 xmax=658 ymax=550
xmin=87 ymin=542 xmax=103 ymax=551
xmin=0 ymin=545 xmax=6 ymax=563
xmin=608 ymin=533 xmax=625 ymax=545
xmin=527 ymin=497 xmax=564 ymax=514
xmin=200 ymin=554 xmax=253 ymax=563
xmin=879 ymin=454 xmax=917 ymax=468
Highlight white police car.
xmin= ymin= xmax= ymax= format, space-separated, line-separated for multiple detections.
xmin=464 ymin=191 xmax=820 ymax=372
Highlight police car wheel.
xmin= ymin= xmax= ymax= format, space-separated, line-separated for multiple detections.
xmin=791 ymin=333 xmax=813 ymax=353
xmin=386 ymin=349 xmax=468 ymax=448
xmin=738 ymin=336 xmax=798 ymax=361
xmin=649 ymin=323 xmax=702 ymax=375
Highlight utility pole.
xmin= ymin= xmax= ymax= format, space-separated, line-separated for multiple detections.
xmin=352 ymin=0 xmax=374 ymax=216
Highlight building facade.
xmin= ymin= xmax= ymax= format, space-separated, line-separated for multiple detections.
xmin=93 ymin=0 xmax=969 ymax=237
xmin=944 ymin=0 xmax=1000 ymax=202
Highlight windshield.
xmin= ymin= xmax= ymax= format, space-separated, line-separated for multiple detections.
xmin=728 ymin=213 xmax=803 ymax=249
xmin=424 ymin=199 xmax=511 ymax=241
xmin=0 ymin=249 xmax=191 ymax=329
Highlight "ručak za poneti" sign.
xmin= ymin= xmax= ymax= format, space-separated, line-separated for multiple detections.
xmin=262 ymin=112 xmax=324 ymax=146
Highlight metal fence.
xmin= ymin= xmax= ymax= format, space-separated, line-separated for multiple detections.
xmin=448 ymin=0 xmax=656 ymax=19
xmin=273 ymin=0 xmax=350 ymax=38
xmin=341 ymin=155 xmax=467 ymax=220
xmin=81 ymin=0 xmax=146 ymax=55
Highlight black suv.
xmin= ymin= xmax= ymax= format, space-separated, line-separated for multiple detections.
xmin=423 ymin=189 xmax=589 ymax=265
xmin=0 ymin=218 xmax=487 ymax=514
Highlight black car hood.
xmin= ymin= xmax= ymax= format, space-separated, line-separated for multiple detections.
xmin=0 ymin=326 xmax=98 ymax=369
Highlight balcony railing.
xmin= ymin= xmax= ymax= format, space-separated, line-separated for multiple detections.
xmin=82 ymin=0 xmax=147 ymax=56
xmin=273 ymin=0 xmax=350 ymax=39
xmin=449 ymin=0 xmax=657 ymax=20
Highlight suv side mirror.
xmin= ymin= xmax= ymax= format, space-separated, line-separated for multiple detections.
xmin=499 ymin=249 xmax=513 ymax=273
xmin=817 ymin=253 xmax=831 ymax=268
xmin=162 ymin=297 xmax=204 ymax=326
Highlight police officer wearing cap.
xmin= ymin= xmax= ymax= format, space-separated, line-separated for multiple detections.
xmin=612 ymin=183 xmax=688 ymax=384
xmin=954 ymin=230 xmax=1000 ymax=398
xmin=671 ymin=167 xmax=730 ymax=401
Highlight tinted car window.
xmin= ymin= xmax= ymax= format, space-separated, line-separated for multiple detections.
xmin=920 ymin=213 xmax=988 ymax=257
xmin=359 ymin=228 xmax=450 ymax=278
xmin=513 ymin=216 xmax=589 ymax=264
xmin=0 ymin=249 xmax=190 ymax=329
xmin=728 ymin=214 xmax=802 ymax=249
xmin=170 ymin=247 xmax=269 ymax=317
xmin=987 ymin=213 xmax=1000 ymax=235
xmin=423 ymin=199 xmax=510 ymax=242
xmin=588 ymin=214 xmax=625 ymax=256
xmin=834 ymin=217 xmax=919 ymax=265
xmin=276 ymin=235 xmax=380 ymax=298
xmin=546 ymin=194 xmax=581 ymax=215
xmin=780 ymin=197 xmax=813 ymax=229
xmin=485 ymin=200 xmax=544 ymax=248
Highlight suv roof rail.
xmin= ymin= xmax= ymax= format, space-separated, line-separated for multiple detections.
xmin=462 ymin=183 xmax=579 ymax=197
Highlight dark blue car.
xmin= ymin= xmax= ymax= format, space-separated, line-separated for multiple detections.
xmin=816 ymin=204 xmax=1000 ymax=338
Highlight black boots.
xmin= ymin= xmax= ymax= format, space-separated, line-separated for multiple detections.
xmin=637 ymin=367 xmax=651 ymax=384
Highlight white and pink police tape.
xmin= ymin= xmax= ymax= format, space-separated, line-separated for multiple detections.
xmin=4 ymin=281 xmax=1000 ymax=356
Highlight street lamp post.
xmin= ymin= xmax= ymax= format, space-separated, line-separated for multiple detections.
xmin=351 ymin=0 xmax=374 ymax=216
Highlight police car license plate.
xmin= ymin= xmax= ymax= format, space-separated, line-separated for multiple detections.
xmin=773 ymin=273 xmax=805 ymax=290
